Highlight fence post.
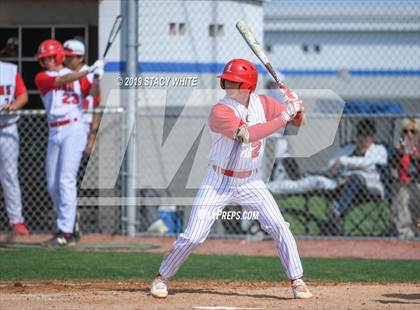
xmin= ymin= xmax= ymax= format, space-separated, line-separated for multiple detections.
xmin=125 ymin=0 xmax=138 ymax=236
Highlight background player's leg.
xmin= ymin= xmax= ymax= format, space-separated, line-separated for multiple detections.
xmin=238 ymin=179 xmax=303 ymax=280
xmin=46 ymin=136 xmax=61 ymax=216
xmin=268 ymin=175 xmax=336 ymax=195
xmin=56 ymin=129 xmax=87 ymax=233
xmin=0 ymin=124 xmax=24 ymax=224
xmin=159 ymin=174 xmax=232 ymax=279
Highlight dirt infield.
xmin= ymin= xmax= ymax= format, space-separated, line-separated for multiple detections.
xmin=0 ymin=235 xmax=419 ymax=309
xmin=0 ymin=280 xmax=419 ymax=310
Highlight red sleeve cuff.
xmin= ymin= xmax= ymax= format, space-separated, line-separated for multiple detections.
xmin=14 ymin=73 xmax=27 ymax=97
xmin=35 ymin=72 xmax=57 ymax=96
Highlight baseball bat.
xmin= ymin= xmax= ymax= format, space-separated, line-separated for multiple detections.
xmin=103 ymin=15 xmax=123 ymax=58
xmin=236 ymin=20 xmax=287 ymax=91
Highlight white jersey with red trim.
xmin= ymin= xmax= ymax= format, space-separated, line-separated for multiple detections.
xmin=0 ymin=61 xmax=18 ymax=126
xmin=81 ymin=64 xmax=94 ymax=85
xmin=72 ymin=65 xmax=95 ymax=126
xmin=208 ymin=93 xmax=266 ymax=172
xmin=0 ymin=61 xmax=26 ymax=226
xmin=36 ymin=68 xmax=84 ymax=119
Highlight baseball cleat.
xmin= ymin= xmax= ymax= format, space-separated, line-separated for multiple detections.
xmin=150 ymin=276 xmax=168 ymax=298
xmin=12 ymin=223 xmax=29 ymax=236
xmin=291 ymin=278 xmax=313 ymax=299
xmin=42 ymin=232 xmax=78 ymax=249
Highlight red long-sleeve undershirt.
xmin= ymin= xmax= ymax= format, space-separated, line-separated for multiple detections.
xmin=209 ymin=95 xmax=304 ymax=142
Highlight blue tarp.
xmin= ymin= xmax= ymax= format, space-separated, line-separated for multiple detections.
xmin=343 ymin=100 xmax=404 ymax=115
xmin=314 ymin=99 xmax=404 ymax=115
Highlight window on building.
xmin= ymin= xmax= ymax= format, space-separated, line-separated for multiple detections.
xmin=209 ymin=24 xmax=224 ymax=37
xmin=265 ymin=44 xmax=272 ymax=53
xmin=301 ymin=43 xmax=322 ymax=54
xmin=178 ymin=23 xmax=186 ymax=35
xmin=217 ymin=24 xmax=224 ymax=36
xmin=169 ymin=23 xmax=177 ymax=35
xmin=0 ymin=25 xmax=90 ymax=109
xmin=209 ymin=24 xmax=216 ymax=37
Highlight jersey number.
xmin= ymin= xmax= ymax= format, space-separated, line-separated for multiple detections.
xmin=0 ymin=85 xmax=12 ymax=106
xmin=62 ymin=93 xmax=79 ymax=105
xmin=251 ymin=140 xmax=262 ymax=158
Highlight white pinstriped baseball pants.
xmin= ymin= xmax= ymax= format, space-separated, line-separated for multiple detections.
xmin=46 ymin=120 xmax=87 ymax=233
xmin=159 ymin=166 xmax=304 ymax=280
xmin=0 ymin=123 xmax=24 ymax=224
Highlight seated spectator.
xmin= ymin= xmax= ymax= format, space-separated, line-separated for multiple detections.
xmin=268 ymin=119 xmax=388 ymax=231
xmin=389 ymin=118 xmax=420 ymax=239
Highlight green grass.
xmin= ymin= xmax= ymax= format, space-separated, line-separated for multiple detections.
xmin=0 ymin=250 xmax=418 ymax=282
xmin=276 ymin=195 xmax=390 ymax=236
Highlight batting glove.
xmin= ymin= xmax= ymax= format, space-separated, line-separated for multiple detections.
xmin=281 ymin=88 xmax=304 ymax=122
xmin=87 ymin=59 xmax=105 ymax=73
xmin=234 ymin=125 xmax=250 ymax=143
xmin=93 ymin=67 xmax=105 ymax=80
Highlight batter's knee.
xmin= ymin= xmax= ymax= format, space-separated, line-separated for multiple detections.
xmin=47 ymin=179 xmax=58 ymax=195
xmin=177 ymin=233 xmax=207 ymax=248
xmin=261 ymin=219 xmax=290 ymax=235
xmin=1 ymin=167 xmax=18 ymax=185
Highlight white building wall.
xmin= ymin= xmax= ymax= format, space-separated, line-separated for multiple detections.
xmin=99 ymin=0 xmax=263 ymax=65
xmin=137 ymin=0 xmax=263 ymax=63
xmin=266 ymin=32 xmax=420 ymax=70
xmin=263 ymin=1 xmax=420 ymax=100
xmin=99 ymin=0 xmax=264 ymax=107
xmin=98 ymin=0 xmax=122 ymax=63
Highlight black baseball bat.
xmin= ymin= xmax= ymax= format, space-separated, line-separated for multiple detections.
xmin=103 ymin=15 xmax=123 ymax=58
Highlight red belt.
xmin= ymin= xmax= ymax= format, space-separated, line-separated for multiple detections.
xmin=49 ymin=117 xmax=78 ymax=128
xmin=0 ymin=123 xmax=13 ymax=129
xmin=212 ymin=165 xmax=255 ymax=179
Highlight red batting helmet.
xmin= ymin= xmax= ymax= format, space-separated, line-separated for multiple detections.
xmin=37 ymin=39 xmax=65 ymax=67
xmin=218 ymin=59 xmax=258 ymax=93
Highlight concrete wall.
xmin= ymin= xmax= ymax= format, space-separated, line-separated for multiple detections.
xmin=0 ymin=0 xmax=98 ymax=25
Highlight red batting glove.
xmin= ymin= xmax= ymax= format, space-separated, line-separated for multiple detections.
xmin=280 ymin=88 xmax=304 ymax=122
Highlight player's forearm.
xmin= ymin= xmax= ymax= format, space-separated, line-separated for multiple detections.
xmin=90 ymin=113 xmax=100 ymax=135
xmin=339 ymin=155 xmax=383 ymax=169
xmin=55 ymin=70 xmax=88 ymax=87
xmin=89 ymin=79 xmax=101 ymax=97
xmin=248 ymin=117 xmax=288 ymax=142
xmin=12 ymin=92 xmax=28 ymax=110
xmin=291 ymin=112 xmax=306 ymax=127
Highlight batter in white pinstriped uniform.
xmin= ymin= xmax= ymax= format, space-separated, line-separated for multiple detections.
xmin=150 ymin=59 xmax=313 ymax=299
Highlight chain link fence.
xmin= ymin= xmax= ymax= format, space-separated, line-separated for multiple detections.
xmin=0 ymin=111 xmax=419 ymax=238
xmin=132 ymin=110 xmax=420 ymax=239
xmin=0 ymin=109 xmax=124 ymax=235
